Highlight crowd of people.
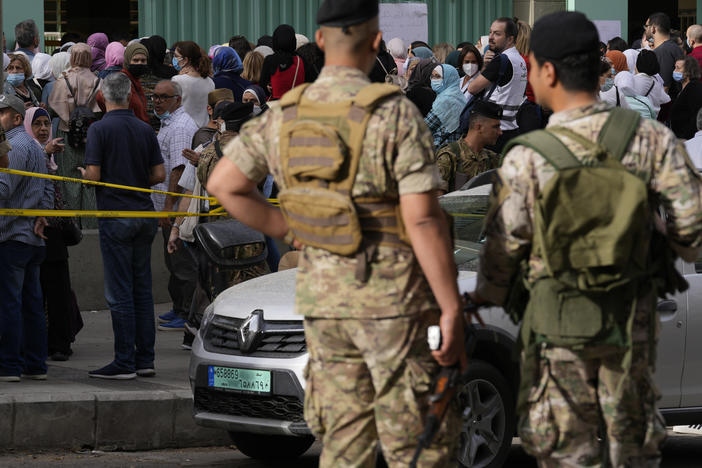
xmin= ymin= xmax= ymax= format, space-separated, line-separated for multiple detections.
xmin=0 ymin=0 xmax=700 ymax=465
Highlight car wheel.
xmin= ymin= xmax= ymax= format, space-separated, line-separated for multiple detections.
xmin=456 ymin=359 xmax=515 ymax=468
xmin=228 ymin=432 xmax=315 ymax=459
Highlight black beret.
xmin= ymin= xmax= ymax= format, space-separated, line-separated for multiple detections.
xmin=214 ymin=101 xmax=253 ymax=122
xmin=531 ymin=11 xmax=600 ymax=60
xmin=471 ymin=100 xmax=503 ymax=121
xmin=317 ymin=0 xmax=379 ymax=28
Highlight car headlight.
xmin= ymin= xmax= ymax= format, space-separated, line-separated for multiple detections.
xmin=200 ymin=303 xmax=216 ymax=336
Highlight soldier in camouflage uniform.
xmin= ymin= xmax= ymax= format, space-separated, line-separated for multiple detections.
xmin=207 ymin=1 xmax=466 ymax=466
xmin=434 ymin=100 xmax=503 ymax=193
xmin=470 ymin=12 xmax=702 ymax=468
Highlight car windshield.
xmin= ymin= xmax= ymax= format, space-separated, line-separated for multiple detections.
xmin=439 ymin=184 xmax=491 ymax=272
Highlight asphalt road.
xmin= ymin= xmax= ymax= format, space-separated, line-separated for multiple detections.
xmin=1 ymin=433 xmax=701 ymax=467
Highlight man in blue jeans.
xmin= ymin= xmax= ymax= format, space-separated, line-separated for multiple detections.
xmin=81 ymin=73 xmax=165 ymax=379
xmin=0 ymin=93 xmax=53 ymax=382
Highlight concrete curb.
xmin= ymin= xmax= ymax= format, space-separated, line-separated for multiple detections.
xmin=0 ymin=390 xmax=230 ymax=451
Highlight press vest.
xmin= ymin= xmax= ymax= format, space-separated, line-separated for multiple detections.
xmin=488 ymin=47 xmax=527 ymax=131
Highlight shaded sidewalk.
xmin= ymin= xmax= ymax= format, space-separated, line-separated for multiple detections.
xmin=0 ymin=304 xmax=228 ymax=451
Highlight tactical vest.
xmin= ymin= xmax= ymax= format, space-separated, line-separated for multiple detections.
xmin=277 ymin=82 xmax=409 ymax=258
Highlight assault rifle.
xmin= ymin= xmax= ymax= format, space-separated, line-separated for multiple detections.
xmin=409 ymin=294 xmax=483 ymax=468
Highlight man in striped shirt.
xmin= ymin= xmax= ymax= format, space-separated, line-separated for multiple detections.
xmin=0 ymin=93 xmax=54 ymax=382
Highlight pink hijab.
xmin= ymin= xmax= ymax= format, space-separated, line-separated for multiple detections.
xmin=105 ymin=41 xmax=125 ymax=68
xmin=87 ymin=32 xmax=109 ymax=72
xmin=24 ymin=107 xmax=52 ymax=146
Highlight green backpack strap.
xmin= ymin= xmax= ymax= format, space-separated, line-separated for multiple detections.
xmin=502 ymin=129 xmax=581 ymax=170
xmin=598 ymin=107 xmax=641 ymax=161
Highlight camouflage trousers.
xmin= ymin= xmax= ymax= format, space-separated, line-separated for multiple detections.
xmin=303 ymin=310 xmax=460 ymax=468
xmin=518 ymin=343 xmax=666 ymax=468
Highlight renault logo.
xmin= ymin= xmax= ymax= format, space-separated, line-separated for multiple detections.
xmin=238 ymin=310 xmax=264 ymax=353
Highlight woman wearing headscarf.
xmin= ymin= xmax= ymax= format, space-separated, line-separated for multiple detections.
xmin=405 ymin=58 xmax=438 ymax=117
xmin=31 ymin=53 xmax=53 ymax=89
xmin=242 ymin=85 xmax=269 ymax=116
xmin=48 ymin=43 xmax=101 ymax=226
xmin=87 ymin=32 xmax=108 ymax=72
xmin=424 ymin=64 xmax=467 ymax=148
xmin=24 ymin=106 xmax=78 ymax=361
xmin=605 ymin=50 xmax=629 ymax=75
xmin=212 ymin=47 xmax=251 ymax=101
xmin=137 ymin=38 xmax=166 ymax=131
xmin=97 ymin=42 xmax=125 ymax=79
xmin=94 ymin=42 xmax=150 ymax=125
xmin=253 ymin=45 xmax=274 ymax=58
xmin=259 ymin=24 xmax=307 ymax=99
xmin=143 ymin=35 xmax=177 ymax=79
xmin=42 ymin=52 xmax=71 ymax=106
xmin=410 ymin=46 xmax=434 ymax=60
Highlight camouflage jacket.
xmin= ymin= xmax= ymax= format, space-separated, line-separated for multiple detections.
xmin=224 ymin=66 xmax=442 ymax=319
xmin=435 ymin=139 xmax=500 ymax=192
xmin=477 ymin=102 xmax=702 ymax=306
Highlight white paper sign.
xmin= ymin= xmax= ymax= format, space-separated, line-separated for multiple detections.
xmin=379 ymin=3 xmax=429 ymax=47
xmin=593 ymin=20 xmax=622 ymax=44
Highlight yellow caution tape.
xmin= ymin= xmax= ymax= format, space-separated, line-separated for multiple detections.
xmin=0 ymin=167 xmax=217 ymax=203
xmin=0 ymin=208 xmax=226 ymax=218
xmin=0 ymin=167 xmax=282 ymax=207
xmin=449 ymin=213 xmax=485 ymax=219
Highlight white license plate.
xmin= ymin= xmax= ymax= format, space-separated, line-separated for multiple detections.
xmin=208 ymin=366 xmax=271 ymax=393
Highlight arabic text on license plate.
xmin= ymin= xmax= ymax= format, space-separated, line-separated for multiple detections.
xmin=208 ymin=366 xmax=271 ymax=393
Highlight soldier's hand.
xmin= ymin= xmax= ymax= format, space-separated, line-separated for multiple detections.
xmin=432 ymin=311 xmax=468 ymax=371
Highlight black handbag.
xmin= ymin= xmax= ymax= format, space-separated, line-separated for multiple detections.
xmin=58 ymin=218 xmax=83 ymax=246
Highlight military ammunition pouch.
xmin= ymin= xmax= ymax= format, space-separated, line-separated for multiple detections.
xmin=504 ymin=260 xmax=530 ymax=325
xmin=278 ymin=83 xmax=407 ymax=256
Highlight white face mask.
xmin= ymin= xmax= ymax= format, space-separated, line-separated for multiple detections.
xmin=253 ymin=105 xmax=262 ymax=116
xmin=463 ymin=63 xmax=478 ymax=77
xmin=220 ymin=122 xmax=227 ymax=133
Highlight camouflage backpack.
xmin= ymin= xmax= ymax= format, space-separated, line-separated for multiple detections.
xmin=502 ymin=108 xmax=652 ymax=344
xmin=277 ymin=82 xmax=406 ymax=257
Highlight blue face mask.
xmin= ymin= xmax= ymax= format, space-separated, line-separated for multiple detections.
xmin=154 ymin=109 xmax=171 ymax=121
xmin=611 ymin=67 xmax=616 ymax=76
xmin=672 ymin=71 xmax=684 ymax=82
xmin=6 ymin=73 xmax=24 ymax=87
xmin=601 ymin=77 xmax=614 ymax=92
xmin=172 ymin=57 xmax=182 ymax=71
xmin=430 ymin=79 xmax=443 ymax=93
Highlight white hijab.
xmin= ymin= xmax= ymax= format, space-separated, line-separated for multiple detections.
xmin=32 ymin=53 xmax=53 ymax=81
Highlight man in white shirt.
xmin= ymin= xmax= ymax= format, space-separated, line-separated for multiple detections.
xmin=685 ymin=108 xmax=702 ymax=169
xmin=151 ymin=80 xmax=200 ymax=332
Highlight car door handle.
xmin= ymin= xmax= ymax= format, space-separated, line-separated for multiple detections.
xmin=657 ymin=300 xmax=678 ymax=314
